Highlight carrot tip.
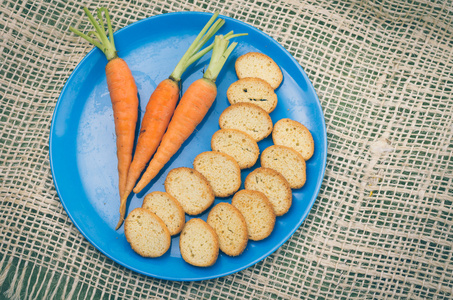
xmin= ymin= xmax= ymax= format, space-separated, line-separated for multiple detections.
xmin=115 ymin=217 xmax=124 ymax=230
xmin=115 ymin=196 xmax=128 ymax=230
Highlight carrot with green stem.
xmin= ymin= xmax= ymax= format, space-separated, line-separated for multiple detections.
xmin=116 ymin=13 xmax=222 ymax=230
xmin=69 ymin=7 xmax=139 ymax=206
xmin=117 ymin=14 xmax=244 ymax=229
xmin=133 ymin=34 xmax=245 ymax=194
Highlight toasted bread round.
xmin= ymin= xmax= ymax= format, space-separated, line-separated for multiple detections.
xmin=164 ymin=167 xmax=215 ymax=216
xmin=193 ymin=151 xmax=241 ymax=197
xmin=260 ymin=145 xmax=306 ymax=189
xmin=244 ymin=167 xmax=292 ymax=216
xmin=207 ymin=202 xmax=248 ymax=256
xmin=219 ymin=103 xmax=273 ymax=142
xmin=179 ymin=218 xmax=219 ymax=267
xmin=142 ymin=191 xmax=185 ymax=236
xmin=235 ymin=52 xmax=283 ymax=89
xmin=227 ymin=78 xmax=278 ymax=113
xmin=231 ymin=190 xmax=276 ymax=241
xmin=272 ymin=118 xmax=314 ymax=160
xmin=211 ymin=129 xmax=259 ymax=169
xmin=124 ymin=208 xmax=171 ymax=258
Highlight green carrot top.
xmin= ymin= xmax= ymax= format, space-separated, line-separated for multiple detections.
xmin=169 ymin=12 xmax=223 ymax=82
xmin=168 ymin=13 xmax=246 ymax=82
xmin=69 ymin=8 xmax=247 ymax=81
xmin=203 ymin=33 xmax=246 ymax=82
xmin=69 ymin=7 xmax=118 ymax=61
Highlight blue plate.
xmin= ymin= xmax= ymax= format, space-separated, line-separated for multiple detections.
xmin=49 ymin=11 xmax=327 ymax=281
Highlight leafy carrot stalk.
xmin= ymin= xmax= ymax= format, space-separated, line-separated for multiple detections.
xmin=69 ymin=8 xmax=139 ymax=204
xmin=116 ymin=15 xmax=244 ymax=229
xmin=133 ymin=34 xmax=245 ymax=194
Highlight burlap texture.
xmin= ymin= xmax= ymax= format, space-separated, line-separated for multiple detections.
xmin=1 ymin=0 xmax=452 ymax=299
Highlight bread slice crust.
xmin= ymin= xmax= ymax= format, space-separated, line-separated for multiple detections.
xmin=244 ymin=167 xmax=293 ymax=216
xmin=124 ymin=208 xmax=171 ymax=258
xmin=272 ymin=118 xmax=314 ymax=161
xmin=142 ymin=191 xmax=186 ymax=236
xmin=235 ymin=52 xmax=283 ymax=89
xmin=219 ymin=103 xmax=273 ymax=142
xmin=179 ymin=218 xmax=219 ymax=267
xmin=211 ymin=129 xmax=260 ymax=169
xmin=232 ymin=190 xmax=276 ymax=241
xmin=193 ymin=151 xmax=241 ymax=197
xmin=164 ymin=167 xmax=215 ymax=215
xmin=227 ymin=77 xmax=278 ymax=113
xmin=260 ymin=145 xmax=307 ymax=189
xmin=207 ymin=202 xmax=248 ymax=256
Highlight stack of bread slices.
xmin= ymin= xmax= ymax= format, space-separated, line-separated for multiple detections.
xmin=124 ymin=52 xmax=315 ymax=267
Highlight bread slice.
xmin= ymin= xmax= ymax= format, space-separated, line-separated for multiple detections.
xmin=260 ymin=145 xmax=306 ymax=189
xmin=272 ymin=118 xmax=314 ymax=160
xmin=164 ymin=167 xmax=215 ymax=216
xmin=207 ymin=202 xmax=248 ymax=256
xmin=124 ymin=208 xmax=171 ymax=258
xmin=219 ymin=103 xmax=273 ymax=142
xmin=142 ymin=191 xmax=185 ymax=236
xmin=227 ymin=78 xmax=278 ymax=113
xmin=231 ymin=190 xmax=276 ymax=241
xmin=235 ymin=52 xmax=283 ymax=89
xmin=244 ymin=167 xmax=292 ymax=216
xmin=211 ymin=129 xmax=259 ymax=169
xmin=193 ymin=151 xmax=241 ymax=197
xmin=179 ymin=218 xmax=219 ymax=267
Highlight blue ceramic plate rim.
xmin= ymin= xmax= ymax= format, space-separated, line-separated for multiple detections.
xmin=49 ymin=11 xmax=327 ymax=281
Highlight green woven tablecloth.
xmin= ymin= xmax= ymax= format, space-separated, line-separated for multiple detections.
xmin=1 ymin=0 xmax=452 ymax=299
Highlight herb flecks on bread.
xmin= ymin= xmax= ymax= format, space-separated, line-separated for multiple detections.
xmin=227 ymin=77 xmax=278 ymax=113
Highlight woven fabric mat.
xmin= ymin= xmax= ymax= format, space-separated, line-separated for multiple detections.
xmin=1 ymin=0 xmax=452 ymax=299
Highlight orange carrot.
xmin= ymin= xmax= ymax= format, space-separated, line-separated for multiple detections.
xmin=133 ymin=34 xmax=243 ymax=193
xmin=105 ymin=58 xmax=139 ymax=198
xmin=70 ymin=8 xmax=138 ymax=215
xmin=116 ymin=13 xmax=227 ymax=229
xmin=124 ymin=78 xmax=179 ymax=196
